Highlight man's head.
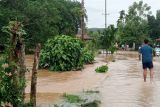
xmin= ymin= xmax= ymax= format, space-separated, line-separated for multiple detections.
xmin=144 ymin=39 xmax=149 ymax=44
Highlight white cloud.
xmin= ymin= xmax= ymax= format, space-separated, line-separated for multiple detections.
xmin=77 ymin=0 xmax=160 ymax=28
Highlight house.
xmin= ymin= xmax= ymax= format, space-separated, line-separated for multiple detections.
xmin=76 ymin=28 xmax=92 ymax=40
xmin=76 ymin=34 xmax=92 ymax=40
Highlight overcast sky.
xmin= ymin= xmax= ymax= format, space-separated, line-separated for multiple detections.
xmin=77 ymin=0 xmax=160 ymax=28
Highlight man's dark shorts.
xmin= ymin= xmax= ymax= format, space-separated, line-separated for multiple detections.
xmin=142 ymin=62 xmax=153 ymax=69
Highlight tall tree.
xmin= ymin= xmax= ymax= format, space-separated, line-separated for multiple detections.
xmin=148 ymin=10 xmax=160 ymax=40
xmin=100 ymin=25 xmax=117 ymax=51
xmin=0 ymin=0 xmax=85 ymax=49
xmin=117 ymin=1 xmax=151 ymax=47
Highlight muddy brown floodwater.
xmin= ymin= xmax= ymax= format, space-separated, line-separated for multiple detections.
xmin=25 ymin=51 xmax=160 ymax=107
xmin=25 ymin=54 xmax=108 ymax=106
xmin=100 ymin=51 xmax=160 ymax=107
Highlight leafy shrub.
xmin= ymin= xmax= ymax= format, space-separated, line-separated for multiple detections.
xmin=108 ymin=45 xmax=117 ymax=54
xmin=0 ymin=54 xmax=26 ymax=106
xmin=54 ymin=91 xmax=100 ymax=107
xmin=82 ymin=48 xmax=95 ymax=64
xmin=95 ymin=65 xmax=108 ymax=73
xmin=39 ymin=35 xmax=84 ymax=71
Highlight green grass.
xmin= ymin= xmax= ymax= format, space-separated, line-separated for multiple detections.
xmin=95 ymin=65 xmax=108 ymax=73
xmin=63 ymin=94 xmax=81 ymax=103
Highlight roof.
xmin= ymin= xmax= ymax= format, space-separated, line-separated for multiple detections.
xmin=76 ymin=34 xmax=92 ymax=40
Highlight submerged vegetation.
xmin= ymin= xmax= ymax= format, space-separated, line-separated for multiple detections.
xmin=54 ymin=91 xmax=100 ymax=107
xmin=95 ymin=65 xmax=108 ymax=73
xmin=63 ymin=94 xmax=82 ymax=103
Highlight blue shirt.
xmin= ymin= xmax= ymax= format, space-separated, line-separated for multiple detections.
xmin=140 ymin=44 xmax=153 ymax=63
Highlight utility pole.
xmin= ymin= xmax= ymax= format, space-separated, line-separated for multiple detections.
xmin=104 ymin=0 xmax=107 ymax=55
xmin=81 ymin=0 xmax=85 ymax=41
xmin=105 ymin=0 xmax=107 ymax=28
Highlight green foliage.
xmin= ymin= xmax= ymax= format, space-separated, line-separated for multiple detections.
xmin=0 ymin=21 xmax=27 ymax=106
xmin=0 ymin=0 xmax=86 ymax=49
xmin=39 ymin=35 xmax=84 ymax=71
xmin=2 ymin=21 xmax=26 ymax=36
xmin=87 ymin=31 xmax=101 ymax=52
xmin=99 ymin=25 xmax=117 ymax=51
xmin=63 ymin=94 xmax=81 ymax=103
xmin=117 ymin=1 xmax=151 ymax=46
xmin=82 ymin=48 xmax=95 ymax=64
xmin=108 ymin=45 xmax=117 ymax=54
xmin=148 ymin=10 xmax=160 ymax=40
xmin=95 ymin=65 xmax=108 ymax=73
xmin=55 ymin=91 xmax=100 ymax=107
xmin=0 ymin=54 xmax=26 ymax=106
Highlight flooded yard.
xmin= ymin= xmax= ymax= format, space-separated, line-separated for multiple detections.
xmin=100 ymin=51 xmax=160 ymax=107
xmin=25 ymin=51 xmax=160 ymax=107
xmin=25 ymin=54 xmax=108 ymax=105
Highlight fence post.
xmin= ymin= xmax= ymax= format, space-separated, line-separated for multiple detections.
xmin=30 ymin=44 xmax=41 ymax=107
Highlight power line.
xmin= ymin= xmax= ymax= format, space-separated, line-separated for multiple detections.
xmin=105 ymin=0 xmax=107 ymax=28
xmin=81 ymin=0 xmax=85 ymax=41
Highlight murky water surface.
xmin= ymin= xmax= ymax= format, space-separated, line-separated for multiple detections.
xmin=25 ymin=54 xmax=108 ymax=105
xmin=25 ymin=51 xmax=160 ymax=107
xmin=100 ymin=51 xmax=160 ymax=107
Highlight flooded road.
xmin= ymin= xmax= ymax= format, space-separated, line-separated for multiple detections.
xmin=100 ymin=51 xmax=160 ymax=107
xmin=25 ymin=51 xmax=160 ymax=107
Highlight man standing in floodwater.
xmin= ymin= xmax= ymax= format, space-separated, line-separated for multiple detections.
xmin=140 ymin=39 xmax=154 ymax=82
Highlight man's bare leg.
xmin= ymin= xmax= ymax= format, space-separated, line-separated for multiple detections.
xmin=149 ymin=68 xmax=154 ymax=82
xmin=143 ymin=69 xmax=147 ymax=82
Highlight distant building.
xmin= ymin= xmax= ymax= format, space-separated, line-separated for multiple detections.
xmin=76 ymin=34 xmax=92 ymax=40
xmin=76 ymin=28 xmax=92 ymax=40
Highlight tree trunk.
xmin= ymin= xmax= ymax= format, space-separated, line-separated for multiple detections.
xmin=30 ymin=44 xmax=41 ymax=107
xmin=9 ymin=21 xmax=25 ymax=107
xmin=9 ymin=31 xmax=19 ymax=107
